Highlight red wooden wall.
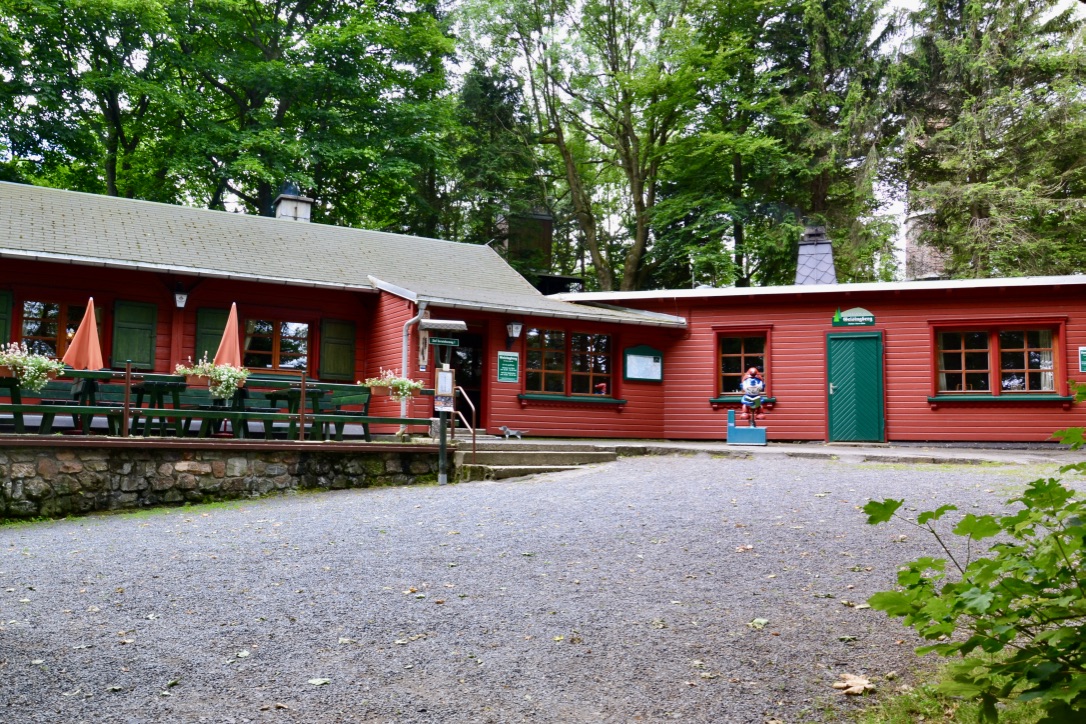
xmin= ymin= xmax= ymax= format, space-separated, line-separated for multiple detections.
xmin=5 ymin=256 xmax=1083 ymax=442
xmin=618 ymin=283 xmax=1086 ymax=442
xmin=0 ymin=259 xmax=375 ymax=379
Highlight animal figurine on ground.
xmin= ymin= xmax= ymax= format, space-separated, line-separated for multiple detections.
xmin=498 ymin=425 xmax=528 ymax=439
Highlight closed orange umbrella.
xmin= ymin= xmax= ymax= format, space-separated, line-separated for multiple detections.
xmin=213 ymin=303 xmax=243 ymax=367
xmin=62 ymin=297 xmax=104 ymax=370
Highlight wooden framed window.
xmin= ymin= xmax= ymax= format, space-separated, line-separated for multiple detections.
xmin=935 ymin=327 xmax=1057 ymax=394
xmin=20 ymin=300 xmax=96 ymax=357
xmin=719 ymin=335 xmax=766 ymax=394
xmin=525 ymin=328 xmax=614 ymax=396
xmin=244 ymin=319 xmax=309 ymax=372
xmin=570 ymin=333 xmax=612 ymax=395
xmin=525 ymin=328 xmax=566 ymax=393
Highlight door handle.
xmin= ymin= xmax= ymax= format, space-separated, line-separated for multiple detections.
xmin=829 ymin=383 xmax=836 ymax=395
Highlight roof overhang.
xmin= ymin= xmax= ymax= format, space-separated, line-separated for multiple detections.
xmin=553 ymin=274 xmax=1086 ymax=303
xmin=368 ymin=276 xmax=686 ymax=328
xmin=1 ymin=247 xmax=377 ymax=292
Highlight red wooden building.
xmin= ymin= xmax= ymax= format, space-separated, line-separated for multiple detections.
xmin=556 ymin=279 xmax=1086 ymax=442
xmin=1 ymin=182 xmax=1082 ymax=442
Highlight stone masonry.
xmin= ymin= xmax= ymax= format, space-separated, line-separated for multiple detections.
xmin=0 ymin=447 xmax=440 ymax=519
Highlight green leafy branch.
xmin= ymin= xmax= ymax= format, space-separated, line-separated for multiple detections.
xmin=863 ymin=477 xmax=1086 ymax=722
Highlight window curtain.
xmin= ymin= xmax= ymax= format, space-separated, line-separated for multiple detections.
xmin=1039 ymin=330 xmax=1054 ymax=390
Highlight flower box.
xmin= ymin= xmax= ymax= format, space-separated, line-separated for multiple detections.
xmin=185 ymin=374 xmax=245 ymax=390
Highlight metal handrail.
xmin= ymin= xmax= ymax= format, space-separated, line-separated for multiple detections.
xmin=454 ymin=386 xmax=476 ymax=464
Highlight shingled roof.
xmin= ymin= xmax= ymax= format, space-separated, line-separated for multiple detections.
xmin=0 ymin=183 xmax=684 ymax=329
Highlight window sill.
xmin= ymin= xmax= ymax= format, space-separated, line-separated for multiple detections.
xmin=928 ymin=394 xmax=1074 ymax=410
xmin=710 ymin=396 xmax=776 ymax=410
xmin=518 ymin=393 xmax=627 ymax=407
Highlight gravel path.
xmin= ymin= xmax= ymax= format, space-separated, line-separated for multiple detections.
xmin=0 ymin=454 xmax=1060 ymax=723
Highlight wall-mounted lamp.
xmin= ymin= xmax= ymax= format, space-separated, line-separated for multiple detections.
xmin=506 ymin=321 xmax=524 ymax=350
xmin=173 ymin=283 xmax=189 ymax=309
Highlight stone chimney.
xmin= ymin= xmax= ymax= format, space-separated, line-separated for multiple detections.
xmin=273 ymin=181 xmax=314 ymax=222
xmin=795 ymin=225 xmax=837 ymax=285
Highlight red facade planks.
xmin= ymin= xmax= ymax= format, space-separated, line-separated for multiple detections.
xmin=617 ymin=284 xmax=1086 ymax=442
xmin=5 ymin=254 xmax=1085 ymax=443
xmin=483 ymin=316 xmax=672 ymax=438
xmin=1 ymin=259 xmax=373 ymax=379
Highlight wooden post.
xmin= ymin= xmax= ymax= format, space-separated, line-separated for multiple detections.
xmin=122 ymin=361 xmax=132 ymax=437
xmin=298 ymin=373 xmax=307 ymax=441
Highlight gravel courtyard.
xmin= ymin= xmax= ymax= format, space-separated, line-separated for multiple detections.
xmin=0 ymin=453 xmax=1061 ymax=723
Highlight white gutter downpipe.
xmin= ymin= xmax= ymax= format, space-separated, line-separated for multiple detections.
xmin=399 ymin=301 xmax=428 ymax=436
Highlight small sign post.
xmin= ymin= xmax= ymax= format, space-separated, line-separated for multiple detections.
xmin=497 ymin=351 xmax=519 ymax=383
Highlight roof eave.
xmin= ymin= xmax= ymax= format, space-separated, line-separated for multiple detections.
xmin=0 ymin=247 xmax=378 ymax=293
xmin=421 ymin=295 xmax=686 ymax=328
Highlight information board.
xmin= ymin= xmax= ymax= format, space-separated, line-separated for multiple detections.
xmin=434 ymin=369 xmax=455 ymax=412
xmin=623 ymin=345 xmax=664 ymax=382
xmin=497 ymin=351 xmax=519 ymax=383
xmin=1080 ymin=346 xmax=1086 ymax=373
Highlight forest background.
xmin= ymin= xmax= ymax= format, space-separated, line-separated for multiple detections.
xmin=1 ymin=0 xmax=1085 ymax=291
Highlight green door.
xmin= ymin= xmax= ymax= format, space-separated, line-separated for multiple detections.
xmin=827 ymin=332 xmax=884 ymax=442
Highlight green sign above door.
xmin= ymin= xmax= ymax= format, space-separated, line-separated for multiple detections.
xmin=832 ymin=307 xmax=876 ymax=327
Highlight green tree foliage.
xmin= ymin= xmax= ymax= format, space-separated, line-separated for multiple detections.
xmin=458 ymin=0 xmax=701 ymax=290
xmin=897 ymin=0 xmax=1086 ymax=277
xmin=450 ymin=64 xmax=542 ymax=246
xmin=0 ymin=0 xmax=453 ymax=226
xmin=5 ymin=0 xmax=1086 ymax=287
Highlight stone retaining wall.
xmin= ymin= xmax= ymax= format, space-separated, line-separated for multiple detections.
xmin=0 ymin=447 xmax=440 ymax=519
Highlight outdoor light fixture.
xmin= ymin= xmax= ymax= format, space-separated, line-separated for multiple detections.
xmin=506 ymin=321 xmax=524 ymax=349
xmin=173 ymin=284 xmax=189 ymax=309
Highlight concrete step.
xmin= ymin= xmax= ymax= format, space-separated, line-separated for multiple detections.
xmin=457 ymin=440 xmax=619 ymax=453
xmin=458 ymin=464 xmax=585 ymax=482
xmin=453 ymin=450 xmax=617 ymax=466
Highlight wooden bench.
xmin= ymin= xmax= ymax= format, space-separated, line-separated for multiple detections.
xmin=310 ymin=383 xmax=372 ymax=441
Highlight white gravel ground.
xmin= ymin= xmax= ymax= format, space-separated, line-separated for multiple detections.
xmin=0 ymin=454 xmax=1061 ymax=723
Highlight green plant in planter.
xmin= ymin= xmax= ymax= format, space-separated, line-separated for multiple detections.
xmin=361 ymin=367 xmax=423 ymax=402
xmin=0 ymin=342 xmax=66 ymax=392
xmin=175 ymin=354 xmax=250 ymax=399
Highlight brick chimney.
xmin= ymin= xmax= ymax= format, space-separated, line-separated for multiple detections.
xmin=795 ymin=226 xmax=837 ymax=285
xmin=273 ymin=181 xmax=314 ymax=222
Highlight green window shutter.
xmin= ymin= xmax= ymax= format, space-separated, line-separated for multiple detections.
xmin=319 ymin=319 xmax=356 ymax=381
xmin=112 ymin=300 xmax=157 ymax=369
xmin=0 ymin=290 xmax=11 ymax=344
xmin=194 ymin=308 xmax=229 ymax=364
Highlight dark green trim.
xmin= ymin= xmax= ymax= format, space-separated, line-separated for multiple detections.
xmin=195 ymin=307 xmax=229 ymax=362
xmin=517 ymin=393 xmax=626 ymax=405
xmin=0 ymin=290 xmax=11 ymax=344
xmin=927 ymin=394 xmax=1074 ymax=403
xmin=111 ymin=300 xmax=157 ymax=369
xmin=710 ymin=395 xmax=777 ymax=405
xmin=319 ymin=318 xmax=356 ymax=381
